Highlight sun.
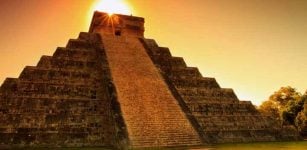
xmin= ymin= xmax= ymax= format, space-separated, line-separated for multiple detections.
xmin=93 ymin=0 xmax=132 ymax=15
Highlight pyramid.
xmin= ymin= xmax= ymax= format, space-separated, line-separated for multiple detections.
xmin=0 ymin=11 xmax=300 ymax=149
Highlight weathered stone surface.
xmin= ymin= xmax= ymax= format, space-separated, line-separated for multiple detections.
xmin=141 ymin=38 xmax=301 ymax=143
xmin=0 ymin=11 xmax=301 ymax=149
xmin=100 ymin=35 xmax=202 ymax=148
xmin=0 ymin=32 xmax=127 ymax=149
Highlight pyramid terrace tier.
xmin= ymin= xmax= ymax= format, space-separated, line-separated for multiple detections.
xmin=1 ymin=79 xmax=99 ymax=99
xmin=0 ymin=32 xmax=128 ymax=148
xmin=18 ymin=67 xmax=98 ymax=82
xmin=37 ymin=56 xmax=98 ymax=70
xmin=141 ymin=38 xmax=301 ymax=143
xmin=171 ymin=77 xmax=220 ymax=88
xmin=0 ymin=11 xmax=302 ymax=148
xmin=187 ymin=102 xmax=259 ymax=115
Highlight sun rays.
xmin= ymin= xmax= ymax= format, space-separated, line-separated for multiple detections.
xmin=93 ymin=0 xmax=131 ymax=15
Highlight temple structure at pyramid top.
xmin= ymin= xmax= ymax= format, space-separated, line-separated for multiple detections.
xmin=0 ymin=11 xmax=301 ymax=149
xmin=89 ymin=11 xmax=145 ymax=37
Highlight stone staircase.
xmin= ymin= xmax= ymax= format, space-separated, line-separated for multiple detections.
xmin=0 ymin=33 xmax=119 ymax=147
xmin=141 ymin=38 xmax=300 ymax=143
xmin=101 ymin=35 xmax=202 ymax=148
xmin=0 ymin=11 xmax=301 ymax=149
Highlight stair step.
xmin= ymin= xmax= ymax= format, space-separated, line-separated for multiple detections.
xmin=53 ymin=47 xmax=96 ymax=59
xmin=19 ymin=66 xmax=94 ymax=81
xmin=102 ymin=35 xmax=202 ymax=147
xmin=171 ymin=77 xmax=220 ymax=88
xmin=66 ymin=39 xmax=92 ymax=49
xmin=168 ymin=67 xmax=202 ymax=78
xmin=177 ymin=88 xmax=238 ymax=99
xmin=37 ymin=56 xmax=97 ymax=70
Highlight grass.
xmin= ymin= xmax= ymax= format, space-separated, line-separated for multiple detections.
xmin=6 ymin=141 xmax=307 ymax=150
xmin=211 ymin=141 xmax=307 ymax=150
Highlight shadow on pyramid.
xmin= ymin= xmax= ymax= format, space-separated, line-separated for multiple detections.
xmin=0 ymin=11 xmax=301 ymax=149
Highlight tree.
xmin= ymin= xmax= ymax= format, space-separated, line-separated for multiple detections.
xmin=258 ymin=100 xmax=280 ymax=121
xmin=269 ymin=86 xmax=301 ymax=109
xmin=295 ymin=91 xmax=307 ymax=135
xmin=259 ymin=88 xmax=307 ymax=136
xmin=258 ymin=86 xmax=302 ymax=125
xmin=281 ymin=97 xmax=305 ymax=125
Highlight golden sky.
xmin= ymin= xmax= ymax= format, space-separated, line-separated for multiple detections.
xmin=0 ymin=0 xmax=306 ymax=105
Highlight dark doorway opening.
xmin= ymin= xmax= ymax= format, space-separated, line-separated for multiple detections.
xmin=115 ymin=30 xmax=121 ymax=36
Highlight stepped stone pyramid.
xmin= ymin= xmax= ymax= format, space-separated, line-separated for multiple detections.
xmin=0 ymin=11 xmax=300 ymax=149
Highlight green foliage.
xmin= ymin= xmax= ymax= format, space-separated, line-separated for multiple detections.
xmin=258 ymin=100 xmax=280 ymax=121
xmin=281 ymin=97 xmax=304 ymax=125
xmin=215 ymin=141 xmax=307 ymax=150
xmin=258 ymin=87 xmax=307 ymax=133
xmin=269 ymin=86 xmax=301 ymax=109
xmin=295 ymin=92 xmax=307 ymax=134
